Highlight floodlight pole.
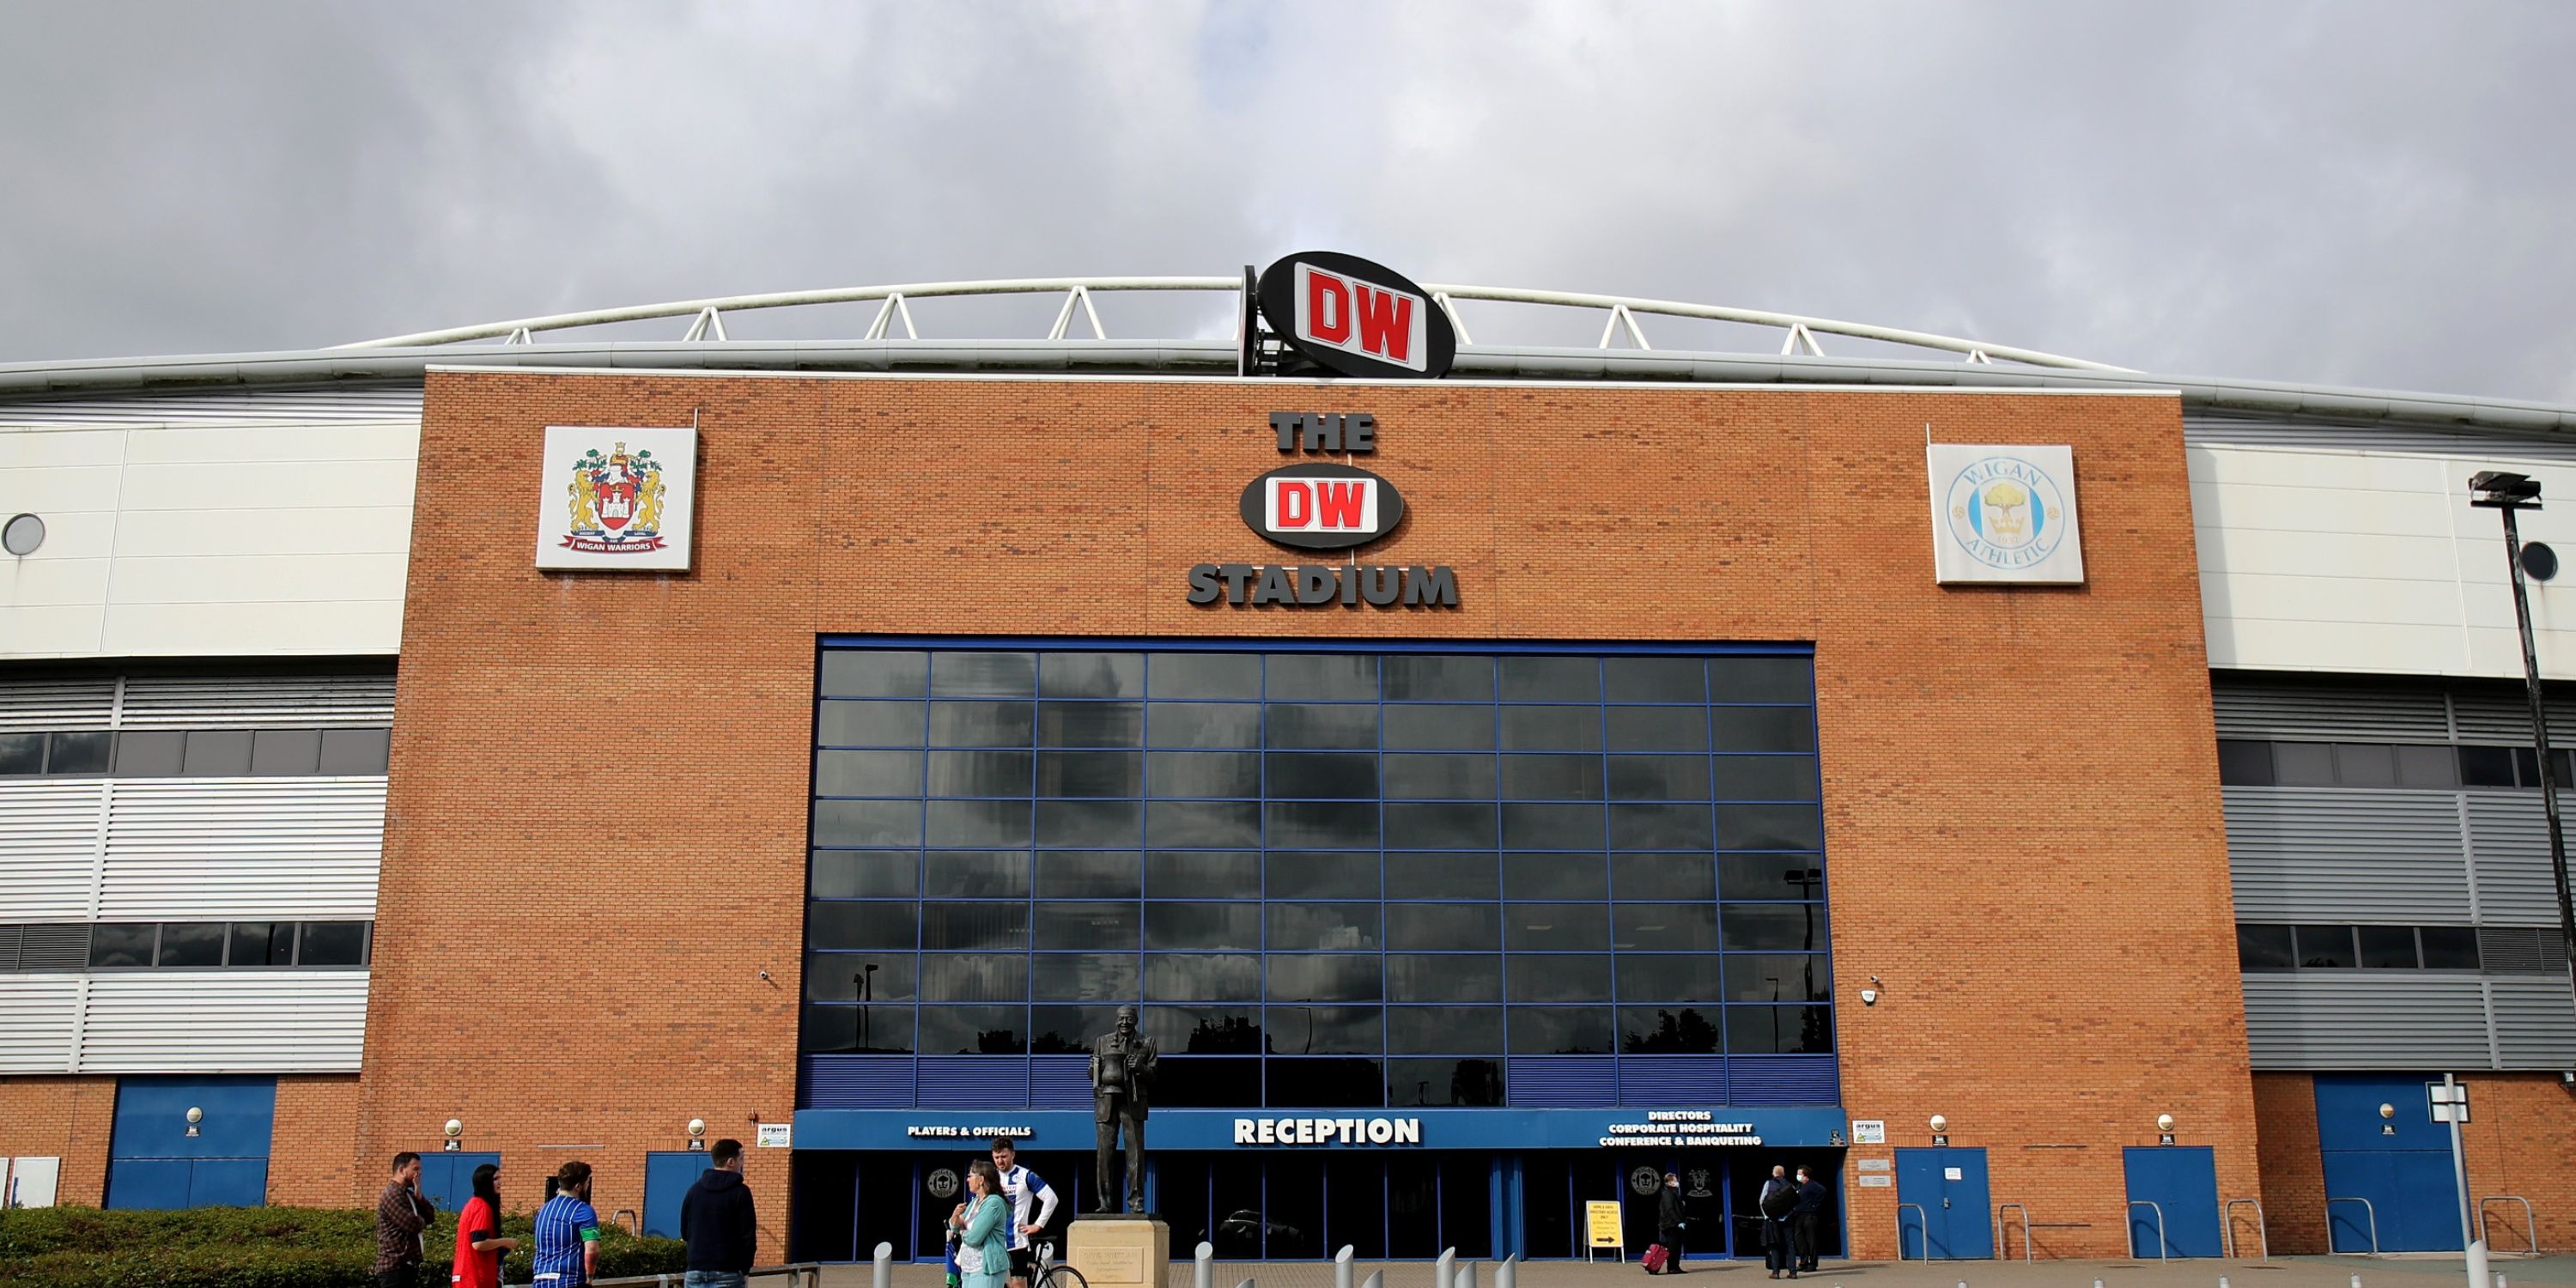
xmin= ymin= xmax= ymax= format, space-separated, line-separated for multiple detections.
xmin=2480 ymin=489 xmax=2576 ymax=1012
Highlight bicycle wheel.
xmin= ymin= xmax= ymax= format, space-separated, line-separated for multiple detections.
xmin=1041 ymin=1264 xmax=1091 ymax=1288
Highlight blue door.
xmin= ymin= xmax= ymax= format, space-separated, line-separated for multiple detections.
xmin=2122 ymin=1146 xmax=2221 ymax=1257
xmin=2315 ymin=1074 xmax=2461 ymax=1253
xmin=1893 ymin=1148 xmax=1991 ymax=1260
xmin=418 ymin=1152 xmax=502 ymax=1216
xmin=645 ymin=1151 xmax=715 ymax=1239
xmin=105 ymin=1077 xmax=275 ymax=1209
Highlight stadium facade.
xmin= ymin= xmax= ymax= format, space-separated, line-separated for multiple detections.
xmin=1 ymin=270 xmax=2573 ymax=1265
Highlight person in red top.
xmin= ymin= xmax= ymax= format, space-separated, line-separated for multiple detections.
xmin=453 ymin=1163 xmax=518 ymax=1288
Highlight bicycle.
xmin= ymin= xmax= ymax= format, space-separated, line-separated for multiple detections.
xmin=1031 ymin=1237 xmax=1091 ymax=1288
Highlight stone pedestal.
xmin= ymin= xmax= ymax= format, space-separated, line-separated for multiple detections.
xmin=1067 ymin=1214 xmax=1169 ymax=1288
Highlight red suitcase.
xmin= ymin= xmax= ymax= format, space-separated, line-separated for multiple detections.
xmin=1642 ymin=1244 xmax=1669 ymax=1274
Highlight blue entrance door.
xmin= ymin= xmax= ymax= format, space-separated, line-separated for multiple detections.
xmin=105 ymin=1076 xmax=276 ymax=1209
xmin=419 ymin=1152 xmax=501 ymax=1216
xmin=2122 ymin=1146 xmax=2220 ymax=1257
xmin=645 ymin=1151 xmax=716 ymax=1239
xmin=2315 ymin=1074 xmax=2461 ymax=1253
xmin=1893 ymin=1149 xmax=1990 ymax=1260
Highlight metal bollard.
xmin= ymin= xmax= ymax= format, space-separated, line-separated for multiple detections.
xmin=1458 ymin=1262 xmax=1477 ymax=1288
xmin=2352 ymin=1277 xmax=2363 ymax=1288
xmin=1237 ymin=1279 xmax=1257 ymax=1288
xmin=872 ymin=1242 xmax=894 ymax=1288
xmin=1195 ymin=1242 xmax=1214 ymax=1288
xmin=1436 ymin=1248 xmax=1455 ymax=1288
xmin=1364 ymin=1273 xmax=1384 ymax=1288
xmin=1495 ymin=1254 xmax=1517 ymax=1288
xmin=2221 ymin=1279 xmax=2231 ymax=1288
xmin=2497 ymin=1277 xmax=2508 ymax=1288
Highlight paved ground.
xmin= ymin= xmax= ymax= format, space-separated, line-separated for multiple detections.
xmin=809 ymin=1255 xmax=2576 ymax=1288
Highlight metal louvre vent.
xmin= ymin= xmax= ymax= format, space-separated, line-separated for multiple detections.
xmin=0 ymin=679 xmax=118 ymax=732
xmin=10 ymin=924 xmax=91 ymax=971
xmin=2450 ymin=690 xmax=2576 ymax=744
xmin=2185 ymin=415 xmax=2576 ymax=463
xmin=118 ymin=675 xmax=396 ymax=730
xmin=2223 ymin=787 xmax=2470 ymax=920
xmin=2211 ymin=677 xmax=2448 ymax=742
xmin=2476 ymin=927 xmax=2572 ymax=974
xmin=0 ymin=384 xmax=422 ymax=428
xmin=2241 ymin=974 xmax=2494 ymax=1067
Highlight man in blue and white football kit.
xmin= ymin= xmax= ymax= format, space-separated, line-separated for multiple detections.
xmin=988 ymin=1137 xmax=1060 ymax=1288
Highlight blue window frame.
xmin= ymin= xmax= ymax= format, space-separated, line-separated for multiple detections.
xmin=803 ymin=641 xmax=1833 ymax=1108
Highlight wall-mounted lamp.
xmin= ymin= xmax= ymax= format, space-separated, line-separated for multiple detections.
xmin=2156 ymin=1113 xmax=2177 ymax=1144
xmin=443 ymin=1119 xmax=465 ymax=1152
xmin=185 ymin=1106 xmax=204 ymax=1138
xmin=2379 ymin=1103 xmax=2397 ymax=1120
xmin=688 ymin=1118 xmax=708 ymax=1151
xmin=1929 ymin=1113 xmax=1950 ymax=1145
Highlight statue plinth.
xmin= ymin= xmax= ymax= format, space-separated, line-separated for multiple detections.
xmin=1068 ymin=1214 xmax=1169 ymax=1288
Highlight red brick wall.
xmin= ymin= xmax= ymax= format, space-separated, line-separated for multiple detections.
xmin=2459 ymin=1073 xmax=2576 ymax=1254
xmin=0 ymin=1076 xmax=117 ymax=1206
xmin=2251 ymin=1072 xmax=2326 ymax=1254
xmin=361 ymin=373 xmax=2251 ymax=1260
xmin=271 ymin=1074 xmax=366 ymax=1207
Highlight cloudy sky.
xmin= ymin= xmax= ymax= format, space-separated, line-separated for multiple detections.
xmin=1 ymin=2 xmax=2570 ymax=401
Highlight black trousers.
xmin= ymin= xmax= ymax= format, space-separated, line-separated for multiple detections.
xmin=1795 ymin=1213 xmax=1825 ymax=1267
xmin=376 ymin=1267 xmax=420 ymax=1288
xmin=1656 ymin=1226 xmax=1683 ymax=1268
xmin=1764 ymin=1223 xmax=1801 ymax=1272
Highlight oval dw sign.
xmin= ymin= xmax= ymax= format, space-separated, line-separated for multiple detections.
xmin=1239 ymin=463 xmax=1406 ymax=550
xmin=1258 ymin=251 xmax=1457 ymax=380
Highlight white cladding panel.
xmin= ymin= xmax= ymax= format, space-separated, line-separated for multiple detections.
xmin=0 ymin=777 xmax=386 ymax=921
xmin=0 ymin=977 xmax=81 ymax=1072
xmin=0 ymin=394 xmax=417 ymax=661
xmin=76 ymin=972 xmax=369 ymax=1072
xmin=2196 ymin=443 xmax=2576 ymax=679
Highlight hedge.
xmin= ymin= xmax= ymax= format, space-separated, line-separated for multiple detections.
xmin=0 ymin=1206 xmax=686 ymax=1288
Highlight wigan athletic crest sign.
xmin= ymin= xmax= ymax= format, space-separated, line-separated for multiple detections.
xmin=535 ymin=426 xmax=697 ymax=571
xmin=1927 ymin=442 xmax=2086 ymax=585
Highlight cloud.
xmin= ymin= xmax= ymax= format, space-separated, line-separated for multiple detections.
xmin=0 ymin=0 xmax=2569 ymax=401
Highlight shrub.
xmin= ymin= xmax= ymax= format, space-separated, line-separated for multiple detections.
xmin=0 ymin=1206 xmax=684 ymax=1288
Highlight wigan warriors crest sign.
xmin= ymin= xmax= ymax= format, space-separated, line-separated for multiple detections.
xmin=534 ymin=425 xmax=698 ymax=571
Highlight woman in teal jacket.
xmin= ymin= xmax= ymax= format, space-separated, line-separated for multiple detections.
xmin=951 ymin=1159 xmax=1012 ymax=1288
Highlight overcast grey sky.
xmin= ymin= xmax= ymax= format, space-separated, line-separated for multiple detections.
xmin=1 ymin=2 xmax=2570 ymax=401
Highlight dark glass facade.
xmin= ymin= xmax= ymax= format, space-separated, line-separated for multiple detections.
xmin=800 ymin=641 xmax=1833 ymax=1110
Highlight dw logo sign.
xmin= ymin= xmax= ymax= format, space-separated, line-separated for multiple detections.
xmin=1257 ymin=252 xmax=1457 ymax=380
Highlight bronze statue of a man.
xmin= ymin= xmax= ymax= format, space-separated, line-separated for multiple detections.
xmin=1089 ymin=1003 xmax=1158 ymax=1212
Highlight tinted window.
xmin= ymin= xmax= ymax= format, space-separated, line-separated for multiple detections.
xmin=230 ymin=921 xmax=295 ymax=968
xmin=1270 ymin=902 xmax=1380 ymax=951
xmin=318 ymin=727 xmax=392 ymax=775
xmin=2236 ymin=924 xmax=2295 ymax=971
xmin=817 ymin=701 xmax=926 ymax=747
xmin=1267 ymin=653 xmax=1378 ymax=701
xmin=248 ymin=728 xmax=320 ymax=775
xmin=1383 ymin=705 xmax=1494 ymax=751
xmin=1504 ymin=853 xmax=1607 ymax=901
xmin=1722 ymin=953 xmax=1831 ymax=1002
xmin=1510 ymin=1007 xmax=1613 ymax=1054
xmin=2357 ymin=925 xmax=2419 ymax=969
xmin=2395 ymin=744 xmax=2457 ymax=787
xmin=1149 ymin=653 xmax=1262 ymax=700
xmin=1146 ymin=902 xmax=1261 ymax=951
xmin=88 ymin=923 xmax=155 ymax=968
xmin=2293 ymin=924 xmax=2355 ymax=969
xmin=1269 ymin=851 xmax=1380 ymax=900
xmin=1606 ymin=707 xmax=1706 ymax=752
xmin=1030 ymin=1005 xmax=1124 ymax=1054
xmin=822 ymin=750 xmax=929 ymax=797
xmin=156 ymin=922 xmax=224 ymax=968
xmin=821 ymin=650 xmax=928 ymax=698
xmin=930 ymin=653 xmax=1036 ymax=698
xmin=1039 ymin=653 xmax=1142 ymax=698
xmin=921 ymin=902 xmax=1027 ymax=951
xmin=814 ymin=799 xmax=922 ymax=848
xmin=1605 ymin=658 xmax=1705 ymax=704
xmin=113 ymin=732 xmax=186 ymax=776
xmin=1147 ymin=705 xmax=1263 ymax=750
xmin=1505 ymin=903 xmax=1607 ymax=951
xmin=2334 ymin=744 xmax=2397 ymax=787
xmin=1387 ymin=903 xmax=1500 ymax=952
xmin=1147 ymin=801 xmax=1261 ymax=847
xmin=1499 ymin=657 xmax=1599 ymax=703
xmin=45 ymin=731 xmax=112 ymax=775
xmin=921 ymin=850 xmax=1028 ymax=898
xmin=1615 ymin=853 xmax=1714 ymax=902
xmin=1722 ymin=903 xmax=1827 ymax=951
xmin=1727 ymin=1005 xmax=1832 ymax=1054
xmin=1385 ymin=753 xmax=1498 ymax=799
xmin=2271 ymin=743 xmax=2334 ymax=786
xmin=1267 ymin=704 xmax=1376 ymax=750
xmin=1615 ymin=953 xmax=1723 ymax=1003
xmin=1147 ymin=751 xmax=1261 ymax=798
xmin=1145 ymin=850 xmax=1261 ymax=898
xmin=1390 ymin=1058 xmax=1505 ymax=1107
xmin=1621 ymin=1006 xmax=1721 ymax=1053
xmin=1389 ymin=1006 xmax=1501 ymax=1054
xmin=0 ymin=732 xmax=41 ymax=775
xmin=1038 ymin=702 xmax=1143 ymax=750
xmin=1267 ymin=956 xmax=1382 ymax=1003
xmin=1267 ymin=752 xmax=1379 ymax=799
xmin=1383 ymin=852 xmax=1498 ymax=900
xmin=920 ymin=1005 xmax=1024 ymax=1054
xmin=2215 ymin=741 xmax=2273 ymax=786
xmin=806 ymin=955 xmax=916 ymax=1002
xmin=811 ymin=850 xmax=918 ymax=898
xmin=1614 ymin=904 xmax=1719 ymax=952
xmin=298 ymin=922 xmax=368 ymax=966
xmin=1035 ymin=902 xmax=1139 ymax=951
xmin=1383 ymin=655 xmax=1493 ymax=702
xmin=809 ymin=902 xmax=920 ymax=951
xmin=1035 ymin=850 xmax=1139 ymax=898
xmin=1506 ymin=954 xmax=1608 ymax=1003
xmin=1708 ymin=707 xmax=1815 ymax=751
xmin=2458 ymin=745 xmax=2517 ymax=787
xmin=181 ymin=730 xmax=253 ymax=775
xmin=1145 ymin=955 xmax=1260 ymax=1002
xmin=2420 ymin=926 xmax=2481 ymax=969
xmin=928 ymin=702 xmax=1035 ymax=749
xmin=926 ymin=750 xmax=1034 ymax=797
xmin=920 ymin=956 xmax=1025 ymax=1002
xmin=1500 ymin=707 xmax=1601 ymax=751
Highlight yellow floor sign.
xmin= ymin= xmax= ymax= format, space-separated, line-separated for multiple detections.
xmin=1586 ymin=1200 xmax=1625 ymax=1261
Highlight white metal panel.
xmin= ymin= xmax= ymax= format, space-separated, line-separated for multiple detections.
xmin=0 ymin=781 xmax=106 ymax=920
xmin=98 ymin=778 xmax=384 ymax=920
xmin=117 ymin=673 xmax=394 ymax=727
xmin=2195 ymin=443 xmax=2576 ymax=679
xmin=0 ymin=410 xmax=417 ymax=662
xmin=76 ymin=971 xmax=368 ymax=1072
xmin=0 ymin=976 xmax=80 ymax=1072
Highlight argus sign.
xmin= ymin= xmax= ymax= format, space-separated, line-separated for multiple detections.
xmin=1258 ymin=252 xmax=1457 ymax=380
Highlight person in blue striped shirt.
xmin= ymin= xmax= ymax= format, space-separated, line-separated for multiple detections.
xmin=533 ymin=1161 xmax=602 ymax=1287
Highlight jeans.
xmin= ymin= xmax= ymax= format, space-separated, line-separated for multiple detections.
xmin=685 ymin=1273 xmax=747 ymax=1288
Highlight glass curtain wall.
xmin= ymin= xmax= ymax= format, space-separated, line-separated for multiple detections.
xmin=803 ymin=644 xmax=1831 ymax=1108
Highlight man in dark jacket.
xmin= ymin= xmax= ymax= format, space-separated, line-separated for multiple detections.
xmin=1654 ymin=1170 xmax=1686 ymax=1273
xmin=1757 ymin=1165 xmax=1800 ymax=1279
xmin=680 ymin=1139 xmax=758 ymax=1288
xmin=1791 ymin=1168 xmax=1829 ymax=1272
xmin=374 ymin=1151 xmax=436 ymax=1288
